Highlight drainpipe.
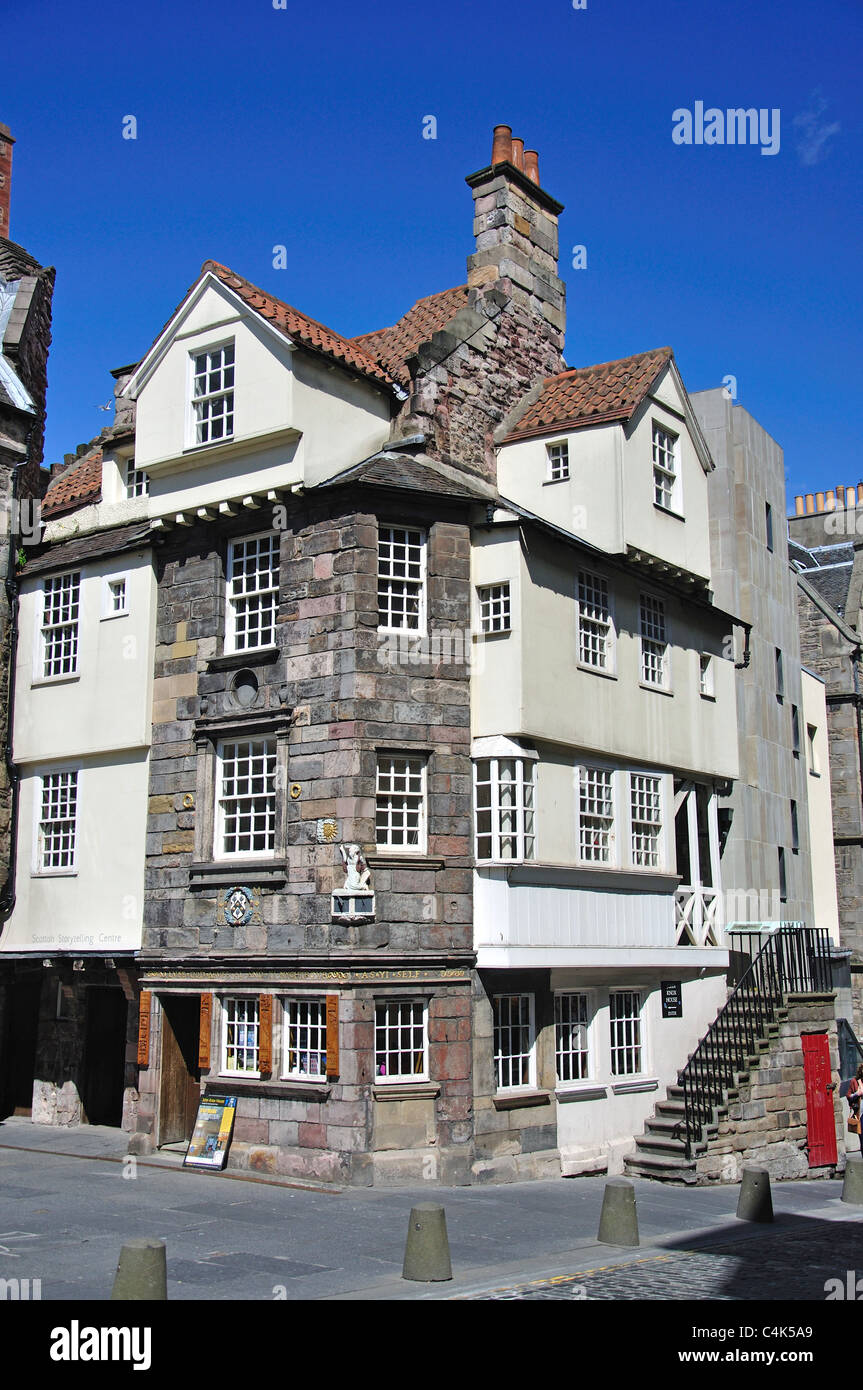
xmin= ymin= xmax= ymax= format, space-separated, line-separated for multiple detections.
xmin=0 ymin=452 xmax=30 ymax=925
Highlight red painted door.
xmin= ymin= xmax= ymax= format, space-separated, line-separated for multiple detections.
xmin=802 ymin=1033 xmax=838 ymax=1167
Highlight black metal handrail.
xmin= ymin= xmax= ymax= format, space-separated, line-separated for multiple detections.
xmin=680 ymin=926 xmax=833 ymax=1159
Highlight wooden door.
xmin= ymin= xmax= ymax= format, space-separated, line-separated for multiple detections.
xmin=802 ymin=1032 xmax=838 ymax=1167
xmin=158 ymin=995 xmax=201 ymax=1147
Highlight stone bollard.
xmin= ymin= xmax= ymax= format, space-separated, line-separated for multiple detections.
xmin=110 ymin=1238 xmax=168 ymax=1300
xmin=842 ymin=1155 xmax=863 ymax=1205
xmin=402 ymin=1203 xmax=453 ymax=1282
xmin=736 ymin=1166 xmax=774 ymax=1223
xmin=597 ymin=1177 xmax=639 ymax=1246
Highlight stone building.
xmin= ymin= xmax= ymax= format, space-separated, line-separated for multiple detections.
xmin=0 ymin=125 xmax=842 ymax=1185
xmin=0 ymin=122 xmax=56 ymax=1118
xmin=789 ymin=488 xmax=863 ymax=1042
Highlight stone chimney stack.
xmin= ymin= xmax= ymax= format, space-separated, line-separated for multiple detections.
xmin=465 ymin=125 xmax=566 ymax=352
xmin=0 ymin=124 xmax=14 ymax=240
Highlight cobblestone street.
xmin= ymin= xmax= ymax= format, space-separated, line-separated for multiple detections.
xmin=461 ymin=1219 xmax=863 ymax=1300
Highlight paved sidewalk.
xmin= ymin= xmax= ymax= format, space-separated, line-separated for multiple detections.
xmin=0 ymin=1117 xmax=860 ymax=1301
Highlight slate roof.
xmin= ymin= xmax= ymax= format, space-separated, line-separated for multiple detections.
xmin=351 ymin=285 xmax=471 ymax=388
xmin=0 ymin=236 xmax=45 ymax=278
xmin=503 ymin=347 xmax=674 ymax=440
xmin=198 ymin=262 xmax=396 ymax=390
xmin=22 ymin=520 xmax=152 ymax=576
xmin=318 ymin=448 xmax=494 ymax=501
xmin=798 ymin=560 xmax=854 ymax=618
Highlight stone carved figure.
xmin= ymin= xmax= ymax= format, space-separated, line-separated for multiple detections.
xmin=340 ymin=843 xmax=371 ymax=891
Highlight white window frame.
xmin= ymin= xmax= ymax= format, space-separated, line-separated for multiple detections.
xmin=546 ymin=439 xmax=570 ymax=483
xmin=34 ymin=767 xmax=79 ymax=875
xmin=555 ymin=990 xmax=593 ymax=1087
xmin=375 ymin=753 xmax=428 ymax=854
xmin=699 ymin=652 xmax=715 ymax=698
xmin=492 ymin=992 xmax=537 ymax=1092
xmin=576 ymin=570 xmax=616 ymax=675
xmin=639 ymin=592 xmax=670 ymax=691
xmin=652 ymin=422 xmax=681 ymax=514
xmin=282 ymin=996 xmax=328 ymax=1081
xmin=39 ymin=570 xmax=81 ymax=680
xmin=629 ymin=771 xmax=664 ymax=870
xmin=125 ymin=458 xmax=149 ymax=499
xmin=189 ymin=340 xmax=235 ymax=448
xmin=807 ymin=722 xmax=819 ymax=775
xmin=214 ymin=738 xmax=277 ymax=861
xmin=101 ymin=572 xmax=129 ymax=620
xmin=474 ymin=754 xmax=537 ymax=863
xmin=477 ymin=581 xmax=512 ymax=635
xmin=374 ymin=998 xmax=428 ymax=1083
xmin=225 ymin=531 xmax=280 ymax=654
xmin=377 ymin=525 xmax=427 ymax=634
xmin=576 ymin=764 xmax=618 ymax=866
xmin=220 ymin=995 xmax=260 ymax=1078
xmin=609 ymin=989 xmax=644 ymax=1078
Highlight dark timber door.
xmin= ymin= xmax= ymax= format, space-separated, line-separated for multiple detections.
xmin=159 ymin=995 xmax=201 ymax=1147
xmin=82 ymin=987 xmax=128 ymax=1127
xmin=1 ymin=977 xmax=42 ymax=1118
xmin=802 ymin=1031 xmax=838 ymax=1168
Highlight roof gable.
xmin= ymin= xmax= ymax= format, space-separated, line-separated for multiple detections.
xmin=123 ymin=264 xmax=397 ymax=400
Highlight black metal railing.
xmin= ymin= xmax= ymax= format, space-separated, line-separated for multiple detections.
xmin=680 ymin=926 xmax=833 ymax=1159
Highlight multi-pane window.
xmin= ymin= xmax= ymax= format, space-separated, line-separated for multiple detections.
xmin=474 ymin=757 xmax=536 ymax=862
xmin=41 ymin=572 xmax=80 ymax=678
xmin=374 ymin=999 xmax=426 ymax=1081
xmin=478 ymin=582 xmax=511 ymax=634
xmin=578 ymin=767 xmax=614 ymax=863
xmin=699 ymin=652 xmax=714 ymax=697
xmin=192 ymin=342 xmax=234 ymax=444
xmin=609 ymin=990 xmax=642 ymax=1076
xmin=630 ymin=773 xmax=662 ymax=868
xmin=493 ymin=994 xmax=535 ymax=1090
xmin=226 ymin=532 xmax=280 ymax=652
xmin=283 ymin=998 xmax=327 ymax=1079
xmin=125 ymin=459 xmax=149 ymax=499
xmin=547 ymin=441 xmax=570 ymax=482
xmin=107 ymin=578 xmax=127 ymax=615
xmin=377 ymin=526 xmax=426 ymax=631
xmin=639 ymin=594 xmax=668 ymax=688
xmin=376 ymin=755 xmax=426 ymax=851
xmin=38 ymin=771 xmax=78 ymax=872
xmin=577 ymin=571 xmax=613 ymax=671
xmin=652 ymin=423 xmax=678 ymax=510
xmin=222 ymin=996 xmax=259 ymax=1075
xmin=216 ymin=739 xmax=277 ymax=858
xmin=555 ymin=993 xmax=590 ymax=1084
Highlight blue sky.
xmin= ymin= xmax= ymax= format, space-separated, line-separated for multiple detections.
xmin=3 ymin=0 xmax=860 ymax=509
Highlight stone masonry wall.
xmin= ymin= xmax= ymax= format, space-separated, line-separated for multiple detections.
xmin=695 ymin=996 xmax=844 ymax=1183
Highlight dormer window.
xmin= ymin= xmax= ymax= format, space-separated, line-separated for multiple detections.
xmin=192 ymin=342 xmax=234 ymax=445
xmin=547 ymin=440 xmax=569 ymax=482
xmin=652 ymin=423 xmax=680 ymax=513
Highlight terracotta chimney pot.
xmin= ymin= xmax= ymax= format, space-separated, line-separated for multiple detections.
xmin=524 ymin=149 xmax=540 ymax=184
xmin=826 ymin=489 xmax=836 ymax=510
xmin=805 ymin=494 xmax=815 ymax=514
xmin=795 ymin=496 xmax=804 ymax=516
xmin=816 ymin=491 xmax=825 ymax=512
xmin=511 ymin=137 xmax=525 ymax=171
xmin=491 ymin=125 xmax=512 ymax=165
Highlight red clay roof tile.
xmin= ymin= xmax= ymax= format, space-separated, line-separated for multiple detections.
xmin=504 ymin=347 xmax=674 ymax=440
xmin=352 ymin=285 xmax=471 ymax=387
xmin=42 ymin=447 xmax=103 ymax=518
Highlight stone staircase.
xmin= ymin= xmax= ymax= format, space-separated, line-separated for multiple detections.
xmin=624 ymin=1009 xmax=788 ymax=1184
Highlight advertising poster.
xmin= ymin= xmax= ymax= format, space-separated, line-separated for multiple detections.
xmin=183 ymin=1096 xmax=237 ymax=1170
